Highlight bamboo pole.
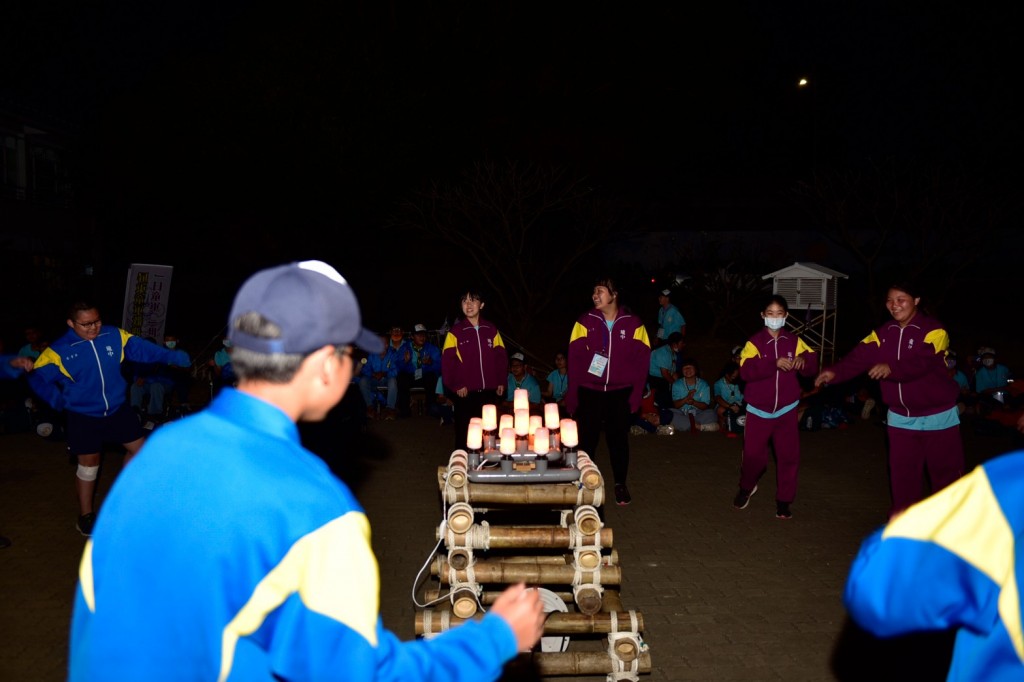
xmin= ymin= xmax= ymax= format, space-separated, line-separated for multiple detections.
xmin=427 ymin=588 xmax=625 ymax=607
xmin=523 ymin=651 xmax=652 ymax=675
xmin=416 ymin=610 xmax=645 ymax=635
xmin=450 ymin=587 xmax=479 ymax=619
xmin=447 ymin=548 xmax=473 ymax=571
xmin=611 ymin=635 xmax=641 ymax=662
xmin=574 ymin=586 xmax=603 ymax=615
xmin=432 ymin=558 xmax=621 ymax=585
xmin=432 ymin=550 xmax=617 ymax=567
xmin=602 ymin=590 xmax=625 ymax=612
xmin=572 ymin=505 xmax=602 ymax=535
xmin=424 ymin=588 xmax=576 ymax=604
xmin=445 ymin=451 xmax=469 ymax=488
xmin=439 ymin=525 xmax=614 ymax=549
xmin=437 ymin=468 xmax=605 ymax=505
xmin=445 ymin=502 xmax=475 ymax=534
xmin=575 ymin=458 xmax=602 ymax=490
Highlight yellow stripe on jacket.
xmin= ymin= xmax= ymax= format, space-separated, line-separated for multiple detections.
xmin=218 ymin=512 xmax=379 ymax=681
xmin=884 ymin=467 xmax=1023 ymax=660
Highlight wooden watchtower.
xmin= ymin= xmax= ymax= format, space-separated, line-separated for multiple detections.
xmin=763 ymin=262 xmax=848 ymax=365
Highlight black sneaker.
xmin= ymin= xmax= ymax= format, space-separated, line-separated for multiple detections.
xmin=775 ymin=501 xmax=793 ymax=520
xmin=76 ymin=513 xmax=96 ymax=537
xmin=614 ymin=484 xmax=632 ymax=506
xmin=733 ymin=484 xmax=757 ymax=510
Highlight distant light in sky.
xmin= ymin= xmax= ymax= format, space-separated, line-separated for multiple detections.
xmin=797 ymin=77 xmax=810 ymax=88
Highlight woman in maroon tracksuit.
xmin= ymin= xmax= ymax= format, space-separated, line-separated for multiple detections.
xmin=566 ymin=277 xmax=651 ymax=506
xmin=441 ymin=288 xmax=508 ymax=450
xmin=734 ymin=294 xmax=818 ymax=519
xmin=815 ymin=282 xmax=963 ymax=517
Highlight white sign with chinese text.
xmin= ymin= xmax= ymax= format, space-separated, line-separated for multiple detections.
xmin=122 ymin=263 xmax=173 ymax=341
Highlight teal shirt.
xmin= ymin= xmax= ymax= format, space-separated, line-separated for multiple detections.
xmin=507 ymin=373 xmax=542 ymax=404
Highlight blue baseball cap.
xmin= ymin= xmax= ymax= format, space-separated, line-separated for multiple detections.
xmin=228 ymin=260 xmax=383 ymax=355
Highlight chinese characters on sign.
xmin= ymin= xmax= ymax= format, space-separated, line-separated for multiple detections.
xmin=122 ymin=264 xmax=173 ymax=341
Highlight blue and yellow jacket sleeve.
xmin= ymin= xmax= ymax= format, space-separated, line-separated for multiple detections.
xmin=124 ymin=335 xmax=190 ymax=368
xmin=1 ymin=354 xmax=26 ymax=380
xmin=844 ymin=454 xmax=1024 ymax=681
xmin=28 ymin=349 xmax=67 ymax=411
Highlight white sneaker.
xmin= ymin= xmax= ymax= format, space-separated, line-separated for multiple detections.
xmin=699 ymin=423 xmax=720 ymax=432
xmin=861 ymin=399 xmax=876 ymax=419
xmin=656 ymin=425 xmax=674 ymax=435
xmin=629 ymin=425 xmax=648 ymax=436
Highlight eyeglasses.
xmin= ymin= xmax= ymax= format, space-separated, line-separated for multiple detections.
xmin=75 ymin=319 xmax=102 ymax=329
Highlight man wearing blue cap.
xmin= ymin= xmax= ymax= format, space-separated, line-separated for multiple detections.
xmin=67 ymin=260 xmax=544 ymax=682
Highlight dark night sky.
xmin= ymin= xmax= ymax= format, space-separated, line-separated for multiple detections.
xmin=3 ymin=2 xmax=1021 ymax=348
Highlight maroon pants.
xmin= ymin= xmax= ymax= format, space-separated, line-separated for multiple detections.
xmin=740 ymin=408 xmax=800 ymax=503
xmin=886 ymin=425 xmax=964 ymax=516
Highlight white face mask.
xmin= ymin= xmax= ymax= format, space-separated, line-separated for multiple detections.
xmin=764 ymin=316 xmax=786 ymax=331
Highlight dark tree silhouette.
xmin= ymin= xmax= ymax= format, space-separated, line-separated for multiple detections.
xmin=389 ymin=160 xmax=635 ymax=343
xmin=793 ymin=158 xmax=1019 ymax=328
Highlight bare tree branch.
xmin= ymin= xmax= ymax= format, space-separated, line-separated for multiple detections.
xmin=388 ymin=160 xmax=634 ymax=340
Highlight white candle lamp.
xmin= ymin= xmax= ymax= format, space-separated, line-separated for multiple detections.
xmin=528 ymin=415 xmax=543 ymax=450
xmin=544 ymin=403 xmax=560 ymax=430
xmin=560 ymin=419 xmax=579 ymax=451
xmin=534 ymin=428 xmax=550 ymax=456
xmin=560 ymin=418 xmax=579 ymax=467
xmin=514 ymin=409 xmax=529 ymax=453
xmin=466 ymin=422 xmax=483 ymax=453
xmin=481 ymin=405 xmax=497 ymax=430
xmin=499 ymin=428 xmax=516 ymax=456
xmin=481 ymin=405 xmax=499 ymax=452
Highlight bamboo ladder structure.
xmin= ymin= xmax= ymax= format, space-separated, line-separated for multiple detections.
xmin=414 ymin=446 xmax=652 ymax=680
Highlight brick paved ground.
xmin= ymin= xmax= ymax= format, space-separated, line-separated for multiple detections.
xmin=1 ymin=410 xmax=1017 ymax=681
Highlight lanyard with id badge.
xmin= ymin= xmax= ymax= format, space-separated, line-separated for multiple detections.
xmin=588 ymin=322 xmax=613 ymax=378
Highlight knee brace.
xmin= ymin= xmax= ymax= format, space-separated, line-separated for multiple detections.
xmin=76 ymin=464 xmax=99 ymax=482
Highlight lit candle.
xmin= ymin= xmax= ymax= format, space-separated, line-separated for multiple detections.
xmin=499 ymin=414 xmax=514 ymax=434
xmin=466 ymin=423 xmax=482 ymax=451
xmin=529 ymin=415 xmax=543 ymax=436
xmin=534 ymin=428 xmax=550 ymax=455
xmin=544 ymin=403 xmax=560 ymax=430
xmin=514 ymin=388 xmax=529 ymax=413
xmin=481 ymin=404 xmax=497 ymax=431
xmin=514 ymin=409 xmax=530 ymax=436
xmin=469 ymin=417 xmax=482 ymax=429
xmin=500 ymin=428 xmax=516 ymax=455
xmin=528 ymin=415 xmax=543 ymax=450
xmin=560 ymin=419 xmax=578 ymax=449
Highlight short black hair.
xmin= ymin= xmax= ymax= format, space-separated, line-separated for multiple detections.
xmin=765 ymin=294 xmax=789 ymax=314
xmin=68 ymin=301 xmax=99 ymax=320
xmin=666 ymin=332 xmax=683 ymax=345
xmin=459 ymin=287 xmax=485 ymax=303
xmin=888 ymin=281 xmax=922 ymax=300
